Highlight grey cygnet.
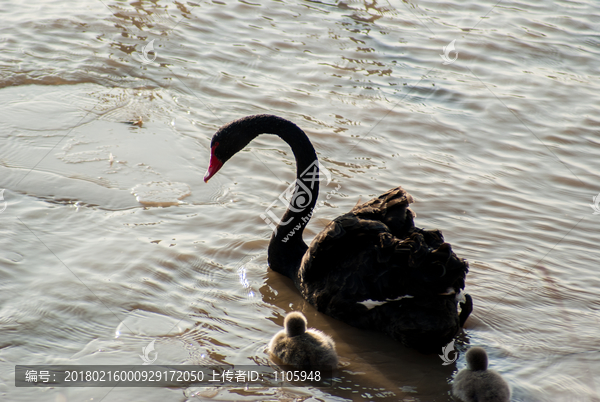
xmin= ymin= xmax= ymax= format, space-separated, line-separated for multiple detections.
xmin=452 ymin=346 xmax=510 ymax=402
xmin=268 ymin=311 xmax=338 ymax=369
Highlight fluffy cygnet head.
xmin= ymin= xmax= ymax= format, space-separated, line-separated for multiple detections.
xmin=466 ymin=347 xmax=489 ymax=371
xmin=284 ymin=312 xmax=307 ymax=337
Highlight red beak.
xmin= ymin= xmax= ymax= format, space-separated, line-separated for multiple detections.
xmin=204 ymin=144 xmax=223 ymax=183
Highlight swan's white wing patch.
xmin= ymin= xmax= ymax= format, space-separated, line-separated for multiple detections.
xmin=357 ymin=300 xmax=387 ymax=310
xmin=436 ymin=288 xmax=465 ymax=302
xmin=439 ymin=287 xmax=456 ymax=296
xmin=357 ymin=295 xmax=414 ymax=310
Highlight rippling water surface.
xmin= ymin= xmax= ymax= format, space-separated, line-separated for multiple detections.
xmin=1 ymin=0 xmax=599 ymax=401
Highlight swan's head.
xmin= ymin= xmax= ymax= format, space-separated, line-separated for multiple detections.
xmin=466 ymin=347 xmax=488 ymax=371
xmin=284 ymin=311 xmax=307 ymax=337
xmin=204 ymin=114 xmax=285 ymax=182
xmin=203 ymin=122 xmax=245 ymax=183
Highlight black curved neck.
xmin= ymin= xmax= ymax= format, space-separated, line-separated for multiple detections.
xmin=227 ymin=115 xmax=319 ymax=278
xmin=270 ymin=124 xmax=319 ymax=278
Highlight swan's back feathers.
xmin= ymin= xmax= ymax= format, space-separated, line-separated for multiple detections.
xmin=297 ymin=186 xmax=469 ymax=351
xmin=350 ymin=187 xmax=415 ymax=237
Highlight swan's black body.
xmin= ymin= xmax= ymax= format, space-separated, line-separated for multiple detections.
xmin=205 ymin=114 xmax=472 ymax=352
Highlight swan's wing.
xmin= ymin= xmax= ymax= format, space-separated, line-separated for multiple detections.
xmin=297 ymin=187 xmax=468 ymax=329
xmin=349 ymin=186 xmax=415 ymax=238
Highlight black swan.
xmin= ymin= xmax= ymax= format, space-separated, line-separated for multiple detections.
xmin=268 ymin=311 xmax=338 ymax=369
xmin=204 ymin=114 xmax=472 ymax=352
xmin=452 ymin=347 xmax=511 ymax=402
